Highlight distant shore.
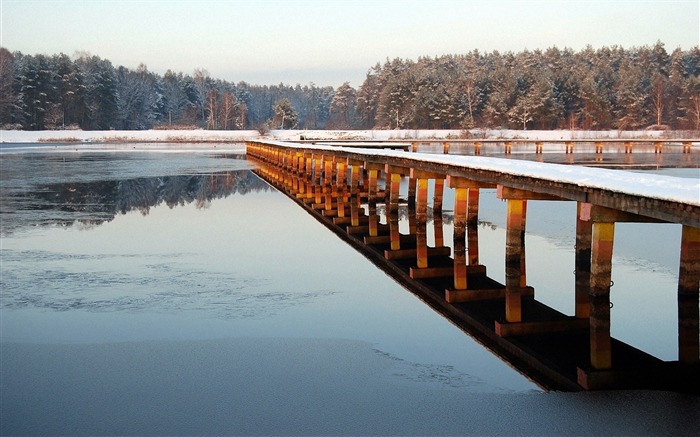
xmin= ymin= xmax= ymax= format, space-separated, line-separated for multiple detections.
xmin=0 ymin=128 xmax=685 ymax=144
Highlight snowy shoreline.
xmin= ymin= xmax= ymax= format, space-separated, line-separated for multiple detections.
xmin=0 ymin=128 xmax=686 ymax=144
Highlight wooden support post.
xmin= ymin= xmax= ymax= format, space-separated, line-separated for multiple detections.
xmin=505 ymin=199 xmax=527 ymax=322
xmin=314 ymin=154 xmax=323 ymax=204
xmin=349 ymin=160 xmax=362 ymax=227
xmin=365 ymin=163 xmax=381 ymax=237
xmin=336 ymin=160 xmax=347 ymax=218
xmin=324 ymin=158 xmax=333 ymax=211
xmin=292 ymin=171 xmax=299 ymax=192
xmin=389 ymin=172 xmax=401 ymax=250
xmin=678 ymin=225 xmax=700 ymax=363
xmin=433 ymin=178 xmax=445 ymax=247
xmin=433 ymin=178 xmax=444 ymax=215
xmin=434 ymin=210 xmax=444 ymax=248
xmin=408 ymin=176 xmax=417 ymax=209
xmin=467 ymin=188 xmax=480 ymax=265
xmin=467 ymin=187 xmax=480 ymax=227
xmin=305 ymin=153 xmax=313 ymax=179
xmin=595 ymin=141 xmax=604 ymax=154
xmin=590 ymin=222 xmax=614 ymax=370
xmin=575 ymin=202 xmax=592 ymax=318
xmin=448 ymin=177 xmax=495 ymax=268
xmin=453 ymin=187 xmax=468 ymax=290
xmin=349 ymin=160 xmax=362 ymax=188
xmin=416 ymin=178 xmax=429 ymax=268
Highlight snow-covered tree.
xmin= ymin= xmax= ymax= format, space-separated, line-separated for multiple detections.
xmin=272 ymin=98 xmax=297 ymax=129
xmin=328 ymin=82 xmax=357 ymax=129
xmin=0 ymin=48 xmax=18 ymax=126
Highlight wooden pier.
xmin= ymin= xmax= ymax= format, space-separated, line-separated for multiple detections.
xmin=246 ymin=139 xmax=699 ymax=392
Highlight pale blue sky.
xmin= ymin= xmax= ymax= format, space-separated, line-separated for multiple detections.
xmin=1 ymin=0 xmax=698 ymax=87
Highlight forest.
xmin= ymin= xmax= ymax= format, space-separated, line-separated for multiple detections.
xmin=0 ymin=42 xmax=699 ymax=132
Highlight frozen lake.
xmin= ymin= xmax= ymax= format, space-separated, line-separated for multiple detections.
xmin=1 ymin=145 xmax=698 ymax=435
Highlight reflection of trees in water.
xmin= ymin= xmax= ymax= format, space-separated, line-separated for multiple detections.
xmin=3 ymin=170 xmax=269 ymax=232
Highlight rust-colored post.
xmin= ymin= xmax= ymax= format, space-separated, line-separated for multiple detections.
xmin=678 ymin=225 xmax=700 ymax=363
xmin=590 ymin=222 xmax=614 ymax=370
xmin=349 ymin=161 xmax=362 ymax=226
xmin=314 ymin=154 xmax=323 ymax=204
xmin=505 ymin=199 xmax=527 ymax=322
xmin=408 ymin=176 xmax=417 ymax=209
xmin=367 ymin=166 xmax=379 ymax=237
xmin=416 ymin=178 xmax=429 ymax=268
xmin=433 ymin=178 xmax=445 ymax=247
xmin=575 ymin=202 xmax=592 ymax=318
xmin=305 ymin=152 xmax=313 ymax=178
xmin=388 ymin=172 xmax=401 ymax=250
xmin=467 ymin=187 xmax=479 ymax=227
xmin=324 ymin=157 xmax=333 ymax=211
xmin=453 ymin=187 xmax=468 ymax=290
xmin=434 ymin=209 xmax=444 ymax=248
xmin=467 ymin=188 xmax=480 ymax=265
xmin=433 ymin=178 xmax=444 ymax=215
xmin=336 ymin=160 xmax=347 ymax=217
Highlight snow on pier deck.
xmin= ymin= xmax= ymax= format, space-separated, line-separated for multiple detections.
xmin=248 ymin=139 xmax=700 ymax=227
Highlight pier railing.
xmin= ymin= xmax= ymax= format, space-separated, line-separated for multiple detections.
xmin=298 ymin=138 xmax=699 ymax=155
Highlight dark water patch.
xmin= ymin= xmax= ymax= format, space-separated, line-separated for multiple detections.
xmin=1 ymin=154 xmax=269 ymax=235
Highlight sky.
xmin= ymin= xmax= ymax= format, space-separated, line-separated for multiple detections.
xmin=1 ymin=0 xmax=698 ymax=88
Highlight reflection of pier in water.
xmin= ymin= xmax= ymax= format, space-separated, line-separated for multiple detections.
xmin=247 ymin=140 xmax=699 ymax=393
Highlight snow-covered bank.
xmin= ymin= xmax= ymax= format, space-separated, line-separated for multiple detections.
xmin=0 ymin=129 xmax=259 ymax=144
xmin=0 ymin=128 xmax=686 ymax=144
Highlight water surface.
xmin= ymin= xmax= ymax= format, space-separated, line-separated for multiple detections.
xmin=1 ymin=146 xmax=698 ymax=435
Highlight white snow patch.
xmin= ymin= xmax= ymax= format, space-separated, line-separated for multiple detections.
xmin=0 ymin=128 xmax=678 ymax=144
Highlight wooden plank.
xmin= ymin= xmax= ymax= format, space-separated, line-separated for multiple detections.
xmin=445 ymin=287 xmax=505 ymax=303
xmin=384 ymin=246 xmax=451 ymax=260
xmin=409 ymin=266 xmax=454 ymax=279
xmin=447 ymin=175 xmax=497 ymax=189
xmin=579 ymin=203 xmax=667 ymax=223
xmin=410 ymin=168 xmax=444 ymax=180
xmin=364 ymin=233 xmax=416 ymax=245
xmin=497 ymin=185 xmax=568 ymax=201
xmin=495 ymin=317 xmax=589 ymax=337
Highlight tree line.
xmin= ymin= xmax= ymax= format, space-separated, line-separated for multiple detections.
xmin=1 ymin=42 xmax=698 ymax=131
